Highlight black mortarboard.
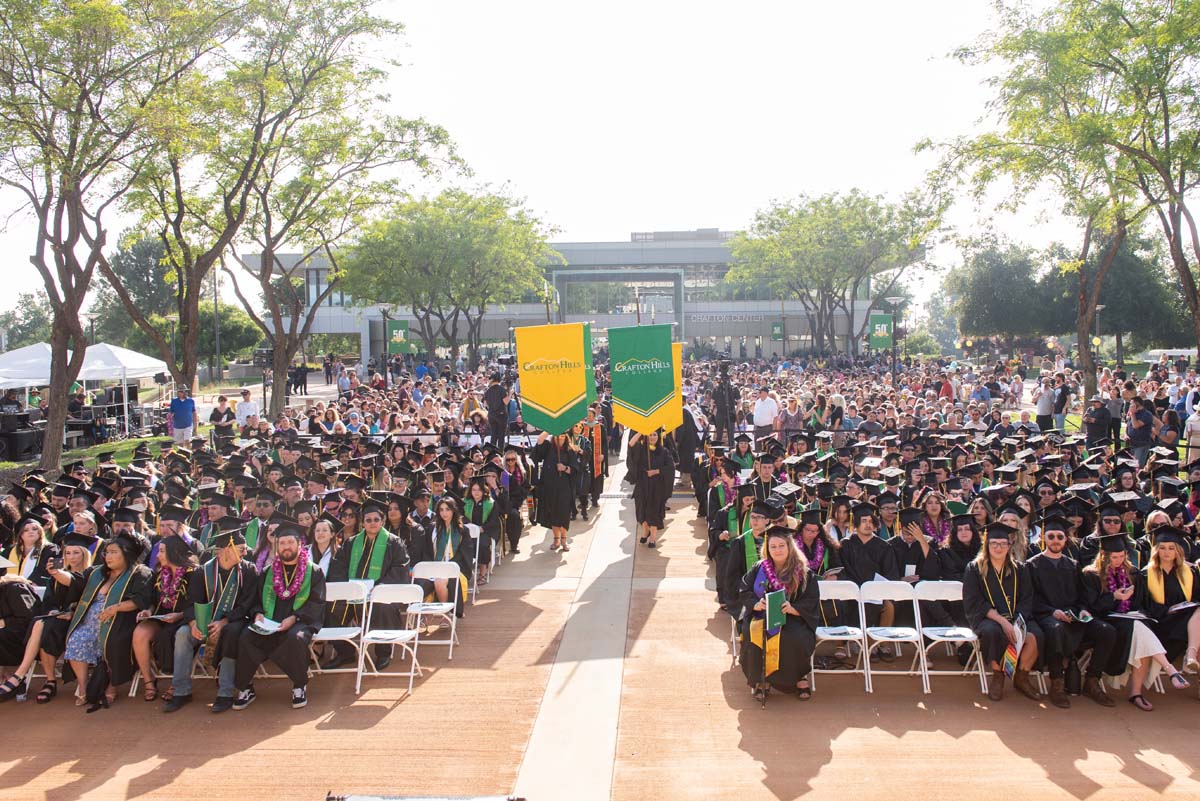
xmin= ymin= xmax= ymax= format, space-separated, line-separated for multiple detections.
xmin=1098 ymin=533 xmax=1127 ymax=553
xmin=984 ymin=521 xmax=1015 ymax=541
xmin=899 ymin=508 xmax=924 ymax=528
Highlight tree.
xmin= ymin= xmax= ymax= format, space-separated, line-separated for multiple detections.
xmin=105 ymin=0 xmax=402 ymax=391
xmin=727 ymin=190 xmax=940 ymax=354
xmin=220 ymin=67 xmax=456 ymax=417
xmin=124 ymin=303 xmax=261 ymax=365
xmin=91 ymin=237 xmax=174 ymax=346
xmin=945 ymin=236 xmax=1051 ymax=354
xmin=930 ymin=0 xmax=1200 ymax=359
xmin=341 ymin=189 xmax=556 ymax=367
xmin=0 ymin=293 xmax=54 ymax=349
xmin=0 ymin=0 xmax=233 ymax=469
xmin=921 ymin=290 xmax=960 ymax=354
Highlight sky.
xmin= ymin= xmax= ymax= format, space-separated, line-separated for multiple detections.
xmin=0 ymin=0 xmax=1080 ymax=316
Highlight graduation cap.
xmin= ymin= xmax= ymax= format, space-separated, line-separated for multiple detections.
xmin=996 ymin=502 xmax=1026 ymax=520
xmin=159 ymin=504 xmax=192 ymax=524
xmin=898 ymin=507 xmax=924 ymax=528
xmin=733 ymin=433 xmax=752 ymax=445
xmin=799 ymin=508 xmax=823 ymax=528
xmin=60 ymin=530 xmax=101 ymax=551
xmin=1151 ymin=526 xmax=1188 ymax=547
xmin=1106 ymin=490 xmax=1141 ymax=506
xmin=360 ymin=497 xmax=387 ymax=519
xmin=984 ymin=521 xmax=1016 ymax=541
xmin=752 ymin=496 xmax=785 ymax=520
xmin=876 ymin=491 xmax=901 ymax=508
xmin=6 ymin=483 xmax=31 ymax=505
xmin=111 ymin=506 xmax=143 ymax=525
xmin=71 ymin=487 xmax=99 ymax=505
xmin=771 ymin=482 xmax=801 ymax=505
xmin=272 ymin=520 xmax=308 ymax=542
xmin=254 ymin=487 xmax=282 ymax=504
xmin=1095 ymin=500 xmax=1125 ymax=519
xmin=850 ymin=502 xmax=878 ymax=522
xmin=1098 ymin=533 xmax=1127 ymax=553
xmin=815 ymin=481 xmax=836 ymax=500
xmin=950 ymin=513 xmax=976 ymax=529
xmin=1040 ymin=514 xmax=1070 ymax=532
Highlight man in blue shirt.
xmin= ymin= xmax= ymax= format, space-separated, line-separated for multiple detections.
xmin=169 ymin=387 xmax=198 ymax=444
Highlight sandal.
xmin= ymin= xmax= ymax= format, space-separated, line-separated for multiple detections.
xmin=795 ymin=681 xmax=812 ymax=701
xmin=639 ymin=536 xmax=648 ymax=544
xmin=143 ymin=680 xmax=158 ymax=702
xmin=1171 ymin=671 xmax=1191 ymax=690
xmin=1128 ymin=693 xmax=1154 ymax=712
xmin=0 ymin=675 xmax=26 ymax=703
xmin=560 ymin=542 xmax=570 ymax=552
xmin=162 ymin=686 xmax=175 ymax=703
xmin=35 ymin=680 xmax=57 ymax=704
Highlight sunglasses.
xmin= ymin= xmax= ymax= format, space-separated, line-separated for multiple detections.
xmin=1044 ymin=533 xmax=1067 ymax=540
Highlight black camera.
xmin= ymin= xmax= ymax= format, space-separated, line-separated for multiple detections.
xmin=497 ymin=354 xmax=515 ymax=367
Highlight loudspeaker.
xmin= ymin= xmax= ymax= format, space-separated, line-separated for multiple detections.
xmin=2 ymin=429 xmax=40 ymax=460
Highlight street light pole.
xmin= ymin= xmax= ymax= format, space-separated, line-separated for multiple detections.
xmin=885 ymin=296 xmax=904 ymax=386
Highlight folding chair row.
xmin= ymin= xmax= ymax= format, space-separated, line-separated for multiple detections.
xmin=810 ymin=580 xmax=987 ymax=696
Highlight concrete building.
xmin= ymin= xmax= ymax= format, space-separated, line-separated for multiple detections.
xmin=273 ymin=228 xmax=873 ymax=363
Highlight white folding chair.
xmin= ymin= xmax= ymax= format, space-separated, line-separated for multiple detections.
xmin=728 ymin=612 xmax=739 ymax=665
xmin=467 ymin=522 xmax=482 ymax=604
xmin=811 ymin=581 xmax=869 ymax=692
xmin=356 ymin=584 xmax=424 ymax=694
xmin=409 ymin=561 xmax=462 ymax=660
xmin=309 ymin=581 xmax=369 ymax=676
xmin=914 ymin=581 xmax=987 ymax=694
xmin=859 ymin=580 xmax=930 ymax=694
xmin=129 ymin=648 xmax=214 ymax=697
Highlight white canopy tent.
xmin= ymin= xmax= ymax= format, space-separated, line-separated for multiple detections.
xmin=0 ymin=341 xmax=168 ymax=435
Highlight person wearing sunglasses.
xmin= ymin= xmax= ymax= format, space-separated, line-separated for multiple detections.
xmin=1027 ymin=515 xmax=1117 ymax=708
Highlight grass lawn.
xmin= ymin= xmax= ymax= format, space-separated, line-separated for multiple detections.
xmin=0 ymin=424 xmax=214 ymax=473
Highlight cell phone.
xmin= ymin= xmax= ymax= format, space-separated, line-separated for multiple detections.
xmin=47 ymin=557 xmax=64 ymax=571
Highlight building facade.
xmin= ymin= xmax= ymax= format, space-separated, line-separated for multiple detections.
xmin=273 ymin=228 xmax=873 ymax=364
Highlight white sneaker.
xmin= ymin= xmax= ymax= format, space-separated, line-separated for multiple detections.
xmin=291 ymin=686 xmax=308 ymax=709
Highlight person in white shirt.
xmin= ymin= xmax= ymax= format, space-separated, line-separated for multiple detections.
xmin=751 ymin=386 xmax=780 ymax=445
xmin=235 ymin=388 xmax=260 ymax=434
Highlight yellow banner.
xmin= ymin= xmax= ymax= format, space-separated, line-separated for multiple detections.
xmin=664 ymin=342 xmax=683 ymax=431
xmin=515 ymin=323 xmax=591 ymax=435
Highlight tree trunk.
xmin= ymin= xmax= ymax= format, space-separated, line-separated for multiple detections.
xmin=1116 ymin=332 xmax=1125 ymax=366
xmin=39 ymin=319 xmax=87 ymax=470
xmin=269 ymin=345 xmax=290 ymax=419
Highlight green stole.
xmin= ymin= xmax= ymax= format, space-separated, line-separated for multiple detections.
xmin=348 ymin=529 xmax=389 ymax=581
xmin=464 ymin=498 xmax=494 ymax=524
xmin=718 ymin=484 xmax=737 ymax=537
xmin=742 ymin=528 xmax=760 ymax=573
xmin=732 ymin=452 xmax=754 ymax=471
xmin=245 ymin=518 xmax=262 ymax=551
xmin=66 ymin=567 xmax=136 ymax=655
xmin=262 ymin=561 xmax=313 ymax=620
xmin=204 ymin=559 xmax=242 ymax=620
xmin=436 ymin=526 xmax=463 ymax=561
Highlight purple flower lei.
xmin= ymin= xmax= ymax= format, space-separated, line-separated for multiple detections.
xmin=272 ymin=546 xmax=309 ymax=599
xmin=761 ymin=556 xmax=786 ymax=593
xmin=157 ymin=565 xmax=184 ymax=608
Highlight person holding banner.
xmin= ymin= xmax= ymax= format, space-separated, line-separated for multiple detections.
xmin=737 ymin=527 xmax=821 ymax=701
xmin=533 ymin=431 xmax=579 ymax=552
xmin=628 ymin=430 xmax=675 ymax=549
xmin=963 ymin=522 xmax=1044 ymax=702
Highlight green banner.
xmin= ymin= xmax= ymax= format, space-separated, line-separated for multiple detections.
xmin=584 ymin=323 xmax=596 ymax=406
xmin=869 ymin=312 xmax=893 ymax=350
xmin=386 ymin=320 xmax=412 ymax=355
xmin=609 ymin=324 xmax=680 ymax=434
xmin=771 ymin=321 xmax=784 ymax=341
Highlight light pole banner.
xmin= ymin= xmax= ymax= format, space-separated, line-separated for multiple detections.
xmin=515 ymin=322 xmax=593 ymax=434
xmin=868 ymin=312 xmax=893 ymax=350
xmin=386 ymin=320 xmax=411 ymax=355
xmin=609 ymin=324 xmax=681 ymax=435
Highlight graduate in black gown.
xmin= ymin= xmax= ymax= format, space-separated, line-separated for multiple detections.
xmin=891 ymin=507 xmax=954 ymax=628
xmin=533 ymin=431 xmax=579 ymax=552
xmin=738 ymin=527 xmax=821 ymax=700
xmin=232 ymin=522 xmax=327 ymax=710
xmin=628 ymin=430 xmax=675 ymax=549
xmin=1141 ymin=527 xmax=1200 ymax=667
xmin=706 ymin=460 xmax=747 ymax=608
xmin=939 ymin=515 xmax=981 ymax=625
xmin=0 ymin=561 xmax=39 ymax=669
xmin=173 ymin=528 xmax=259 ymax=713
xmin=840 ymin=503 xmax=900 ymax=631
xmin=962 ymin=522 xmax=1044 ymax=702
xmin=794 ymin=508 xmax=846 ymax=627
xmin=1026 ymin=515 xmax=1117 ymax=707
xmin=326 ymin=498 xmax=410 ymax=669
xmin=721 ymin=497 xmax=776 ymax=618
xmin=461 ymin=476 xmax=503 ymax=578
xmin=131 ymin=534 xmax=196 ymax=703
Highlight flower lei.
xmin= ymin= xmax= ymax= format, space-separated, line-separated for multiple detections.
xmin=923 ymin=517 xmax=950 ymax=547
xmin=1107 ymin=564 xmax=1132 ymax=613
xmin=805 ymin=534 xmax=825 ymax=572
xmin=272 ymin=546 xmax=310 ymax=599
xmin=157 ymin=565 xmax=185 ymax=610
xmin=761 ymin=555 xmax=786 ymax=593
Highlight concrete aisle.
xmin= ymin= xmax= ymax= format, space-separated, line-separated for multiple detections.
xmin=513 ymin=455 xmax=634 ymax=801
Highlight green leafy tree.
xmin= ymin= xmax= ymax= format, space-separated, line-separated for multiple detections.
xmin=727 ymin=190 xmax=940 ymax=353
xmin=125 ymin=304 xmax=260 ymax=364
xmin=945 ymin=236 xmax=1051 ymax=355
xmin=91 ymin=237 xmax=174 ymax=346
xmin=0 ymin=0 xmax=233 ymax=469
xmin=0 ymin=293 xmax=55 ymax=349
xmin=342 ymin=189 xmax=557 ymax=368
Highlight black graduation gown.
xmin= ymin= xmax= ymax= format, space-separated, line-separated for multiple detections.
xmin=673 ymin=408 xmax=701 ymax=475
xmin=0 ymin=579 xmax=39 ymax=664
xmin=1080 ymin=568 xmax=1149 ymax=675
xmin=840 ymin=534 xmax=901 ymax=586
xmin=3 ymin=544 xmax=61 ymax=589
xmin=938 ymin=546 xmax=978 ymax=625
xmin=236 ymin=562 xmax=327 ymax=687
xmin=630 ymin=442 xmax=675 ymax=528
xmin=327 ymin=531 xmax=411 ymax=628
xmin=28 ymin=573 xmax=78 ymax=660
xmin=408 ymin=525 xmax=472 ymax=618
xmin=737 ymin=563 xmax=822 ymax=691
xmin=1027 ymin=553 xmax=1090 ymax=661
xmin=962 ymin=560 xmax=1042 ymax=666
xmin=149 ymin=571 xmax=195 ymax=672
xmin=797 ymin=536 xmax=846 ymax=626
xmin=888 ymin=537 xmax=952 ymax=627
xmin=533 ymin=438 xmax=579 ymax=528
xmin=722 ymin=532 xmax=763 ymax=618
xmin=66 ymin=564 xmax=156 ymax=686
xmin=1142 ymin=566 xmax=1200 ymax=660
xmin=706 ymin=482 xmax=740 ymax=561
xmin=463 ymin=497 xmax=503 ymax=565
xmin=183 ymin=559 xmax=258 ymax=663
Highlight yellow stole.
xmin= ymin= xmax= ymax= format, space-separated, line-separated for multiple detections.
xmin=1147 ymin=565 xmax=1194 ymax=605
